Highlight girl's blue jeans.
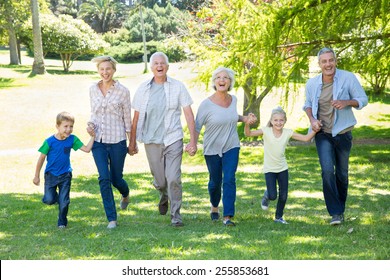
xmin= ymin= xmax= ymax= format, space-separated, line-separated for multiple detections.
xmin=265 ymin=169 xmax=289 ymax=219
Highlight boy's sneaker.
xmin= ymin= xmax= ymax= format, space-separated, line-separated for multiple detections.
xmin=58 ymin=225 xmax=66 ymax=229
xmin=274 ymin=217 xmax=288 ymax=224
xmin=107 ymin=221 xmax=117 ymax=229
xmin=261 ymin=192 xmax=269 ymax=210
xmin=330 ymin=215 xmax=343 ymax=226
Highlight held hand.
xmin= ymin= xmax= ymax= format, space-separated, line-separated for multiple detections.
xmin=86 ymin=126 xmax=95 ymax=137
xmin=242 ymin=113 xmax=257 ymax=125
xmin=248 ymin=113 xmax=257 ymax=125
xmin=311 ymin=119 xmax=322 ymax=132
xmin=128 ymin=142 xmax=138 ymax=156
xmin=185 ymin=143 xmax=197 ymax=156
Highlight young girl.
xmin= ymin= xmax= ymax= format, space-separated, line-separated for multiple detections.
xmin=244 ymin=106 xmax=316 ymax=224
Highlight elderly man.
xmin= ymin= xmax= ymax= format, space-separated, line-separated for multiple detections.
xmin=129 ymin=52 xmax=197 ymax=227
xmin=304 ymin=47 xmax=368 ymax=226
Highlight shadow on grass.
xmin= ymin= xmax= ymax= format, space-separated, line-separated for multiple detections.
xmin=0 ymin=77 xmax=17 ymax=89
xmin=0 ymin=63 xmax=95 ymax=77
xmin=27 ymin=68 xmax=96 ymax=77
xmin=0 ymin=145 xmax=388 ymax=260
xmin=1 ymin=143 xmax=389 ymax=260
xmin=46 ymin=69 xmax=96 ymax=75
xmin=367 ymin=91 xmax=390 ymax=105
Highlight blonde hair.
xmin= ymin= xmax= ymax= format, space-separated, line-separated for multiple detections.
xmin=56 ymin=111 xmax=75 ymax=125
xmin=91 ymin=55 xmax=117 ymax=71
xmin=267 ymin=106 xmax=287 ymax=127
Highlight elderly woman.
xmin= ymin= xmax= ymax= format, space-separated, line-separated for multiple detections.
xmin=194 ymin=67 xmax=253 ymax=226
xmin=88 ymin=56 xmax=131 ymax=229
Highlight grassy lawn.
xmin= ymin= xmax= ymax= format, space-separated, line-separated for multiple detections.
xmin=0 ymin=53 xmax=389 ymax=262
xmin=1 ymin=143 xmax=389 ymax=260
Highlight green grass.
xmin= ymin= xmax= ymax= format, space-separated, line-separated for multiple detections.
xmin=1 ymin=144 xmax=388 ymax=260
xmin=0 ymin=77 xmax=17 ymax=89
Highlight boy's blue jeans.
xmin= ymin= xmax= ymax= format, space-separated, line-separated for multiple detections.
xmin=92 ymin=140 xmax=129 ymax=222
xmin=204 ymin=147 xmax=239 ymax=218
xmin=315 ymin=131 xmax=352 ymax=216
xmin=43 ymin=172 xmax=72 ymax=227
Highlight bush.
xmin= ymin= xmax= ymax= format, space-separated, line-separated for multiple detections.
xmin=107 ymin=40 xmax=187 ymax=63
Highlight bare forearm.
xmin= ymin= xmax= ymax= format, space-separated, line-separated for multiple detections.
xmin=81 ymin=136 xmax=95 ymax=153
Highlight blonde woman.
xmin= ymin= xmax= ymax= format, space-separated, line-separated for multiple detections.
xmin=88 ymin=56 xmax=131 ymax=229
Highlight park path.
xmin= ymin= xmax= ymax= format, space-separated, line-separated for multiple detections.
xmin=0 ymin=53 xmax=212 ymax=194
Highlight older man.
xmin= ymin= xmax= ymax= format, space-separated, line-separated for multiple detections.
xmin=304 ymin=47 xmax=368 ymax=226
xmin=129 ymin=52 xmax=197 ymax=227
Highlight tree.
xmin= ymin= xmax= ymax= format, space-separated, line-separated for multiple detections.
xmin=124 ymin=3 xmax=189 ymax=42
xmin=124 ymin=6 xmax=163 ymax=42
xmin=48 ymin=0 xmax=78 ymax=17
xmin=78 ymin=0 xmax=128 ymax=33
xmin=170 ymin=0 xmax=209 ymax=11
xmin=31 ymin=0 xmax=46 ymax=74
xmin=22 ymin=14 xmax=108 ymax=71
xmin=0 ymin=0 xmax=31 ymax=64
xmin=185 ymin=0 xmax=390 ymax=126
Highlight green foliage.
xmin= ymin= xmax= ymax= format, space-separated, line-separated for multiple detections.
xmin=21 ymin=14 xmax=108 ymax=71
xmin=103 ymin=28 xmax=132 ymax=47
xmin=78 ymin=0 xmax=129 ymax=33
xmin=49 ymin=0 xmax=78 ymax=17
xmin=107 ymin=39 xmax=186 ymax=63
xmin=125 ymin=7 xmax=163 ymax=42
xmin=185 ymin=0 xmax=390 ymax=122
xmin=124 ymin=4 xmax=190 ymax=42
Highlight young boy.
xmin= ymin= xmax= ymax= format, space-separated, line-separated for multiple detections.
xmin=33 ymin=112 xmax=95 ymax=228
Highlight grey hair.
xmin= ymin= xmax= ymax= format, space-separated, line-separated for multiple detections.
xmin=91 ymin=55 xmax=117 ymax=71
xmin=149 ymin=52 xmax=169 ymax=66
xmin=267 ymin=106 xmax=287 ymax=127
xmin=317 ymin=47 xmax=336 ymax=61
xmin=211 ymin=66 xmax=235 ymax=91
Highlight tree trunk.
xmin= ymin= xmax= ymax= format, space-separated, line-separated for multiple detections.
xmin=17 ymin=40 xmax=22 ymax=64
xmin=31 ymin=0 xmax=46 ymax=75
xmin=7 ymin=25 xmax=20 ymax=65
xmin=242 ymin=77 xmax=272 ymax=128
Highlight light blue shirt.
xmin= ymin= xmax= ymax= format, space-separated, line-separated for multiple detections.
xmin=303 ymin=69 xmax=368 ymax=136
xmin=132 ymin=76 xmax=193 ymax=146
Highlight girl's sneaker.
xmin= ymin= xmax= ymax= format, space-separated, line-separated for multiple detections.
xmin=274 ymin=217 xmax=288 ymax=224
xmin=261 ymin=191 xmax=269 ymax=210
